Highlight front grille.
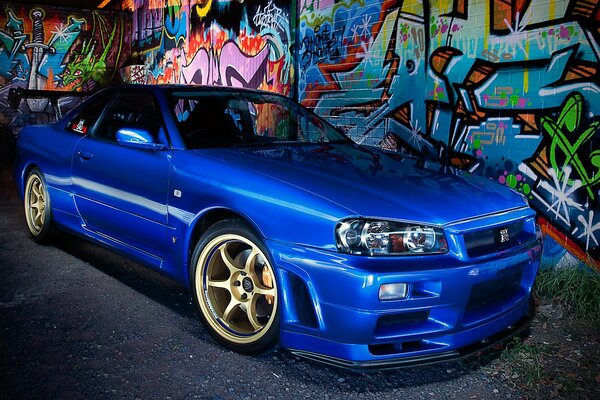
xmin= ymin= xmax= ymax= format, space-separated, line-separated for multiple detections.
xmin=373 ymin=310 xmax=442 ymax=339
xmin=466 ymin=262 xmax=525 ymax=313
xmin=377 ymin=311 xmax=430 ymax=328
xmin=464 ymin=221 xmax=532 ymax=257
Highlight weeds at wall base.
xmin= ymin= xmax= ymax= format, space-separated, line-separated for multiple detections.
xmin=535 ymin=265 xmax=600 ymax=328
xmin=481 ymin=266 xmax=600 ymax=399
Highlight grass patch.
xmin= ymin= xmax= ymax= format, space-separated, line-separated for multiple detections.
xmin=497 ymin=337 xmax=548 ymax=386
xmin=482 ymin=265 xmax=600 ymax=398
xmin=534 ymin=265 xmax=600 ymax=326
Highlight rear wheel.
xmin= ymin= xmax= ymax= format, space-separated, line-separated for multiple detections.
xmin=190 ymin=220 xmax=279 ymax=354
xmin=24 ymin=168 xmax=54 ymax=243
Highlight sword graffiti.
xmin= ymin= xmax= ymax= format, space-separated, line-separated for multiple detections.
xmin=24 ymin=9 xmax=55 ymax=112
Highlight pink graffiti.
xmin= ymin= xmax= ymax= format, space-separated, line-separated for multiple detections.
xmin=301 ymin=0 xmax=335 ymax=12
xmin=133 ymin=0 xmax=163 ymax=50
xmin=180 ymin=41 xmax=270 ymax=89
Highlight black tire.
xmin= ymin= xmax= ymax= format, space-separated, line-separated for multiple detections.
xmin=23 ymin=168 xmax=54 ymax=243
xmin=190 ymin=219 xmax=279 ymax=354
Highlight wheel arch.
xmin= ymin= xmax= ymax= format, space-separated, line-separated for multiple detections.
xmin=18 ymin=163 xmax=41 ymax=198
xmin=185 ymin=207 xmax=265 ymax=268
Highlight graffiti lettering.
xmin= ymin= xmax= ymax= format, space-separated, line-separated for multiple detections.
xmin=253 ymin=1 xmax=286 ymax=33
xmin=140 ymin=0 xmax=291 ymax=95
xmin=300 ymin=25 xmax=340 ymax=68
xmin=179 ymin=41 xmax=270 ymax=90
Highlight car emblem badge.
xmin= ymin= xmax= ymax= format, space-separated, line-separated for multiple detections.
xmin=242 ymin=277 xmax=254 ymax=292
xmin=499 ymin=228 xmax=510 ymax=243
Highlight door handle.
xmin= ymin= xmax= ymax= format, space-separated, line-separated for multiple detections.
xmin=77 ymin=150 xmax=93 ymax=160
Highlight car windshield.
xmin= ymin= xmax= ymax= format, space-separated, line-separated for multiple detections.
xmin=170 ymin=91 xmax=350 ymax=149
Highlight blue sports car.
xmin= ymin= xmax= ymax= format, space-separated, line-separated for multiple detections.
xmin=15 ymin=85 xmax=543 ymax=369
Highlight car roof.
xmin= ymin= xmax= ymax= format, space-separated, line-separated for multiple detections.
xmin=101 ymin=84 xmax=290 ymax=99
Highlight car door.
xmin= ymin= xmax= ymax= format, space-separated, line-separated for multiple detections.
xmin=72 ymin=91 xmax=172 ymax=258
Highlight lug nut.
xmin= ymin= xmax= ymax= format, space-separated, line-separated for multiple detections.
xmin=233 ymin=281 xmax=241 ymax=287
xmin=241 ymin=293 xmax=247 ymax=300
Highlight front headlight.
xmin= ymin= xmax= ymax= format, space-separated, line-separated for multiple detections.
xmin=335 ymin=218 xmax=448 ymax=256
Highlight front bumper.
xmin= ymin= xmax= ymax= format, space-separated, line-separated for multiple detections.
xmin=289 ymin=309 xmax=533 ymax=370
xmin=267 ymin=236 xmax=542 ymax=369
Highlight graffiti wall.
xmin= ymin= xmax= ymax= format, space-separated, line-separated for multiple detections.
xmin=129 ymin=0 xmax=293 ymax=96
xmin=298 ymin=0 xmax=600 ymax=268
xmin=0 ymin=3 xmax=131 ymax=134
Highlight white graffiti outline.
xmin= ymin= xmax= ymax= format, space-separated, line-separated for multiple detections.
xmin=577 ymin=210 xmax=600 ymax=251
xmin=351 ymin=15 xmax=372 ymax=39
xmin=253 ymin=1 xmax=286 ymax=33
xmin=502 ymin=11 xmax=531 ymax=57
xmin=50 ymin=23 xmax=71 ymax=44
xmin=538 ymin=166 xmax=584 ymax=226
xmin=408 ymin=118 xmax=425 ymax=151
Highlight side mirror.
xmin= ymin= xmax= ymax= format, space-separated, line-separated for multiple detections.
xmin=116 ymin=128 xmax=166 ymax=151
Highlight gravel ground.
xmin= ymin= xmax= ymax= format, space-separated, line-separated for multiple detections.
xmin=0 ymin=170 xmax=534 ymax=400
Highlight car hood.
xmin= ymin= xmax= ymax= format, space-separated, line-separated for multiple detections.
xmin=197 ymin=143 xmax=525 ymax=226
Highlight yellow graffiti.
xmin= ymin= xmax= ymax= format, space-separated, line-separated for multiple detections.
xmin=194 ymin=0 xmax=213 ymax=19
xmin=402 ymin=0 xmax=424 ymax=15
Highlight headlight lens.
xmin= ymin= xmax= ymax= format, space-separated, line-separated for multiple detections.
xmin=336 ymin=219 xmax=448 ymax=256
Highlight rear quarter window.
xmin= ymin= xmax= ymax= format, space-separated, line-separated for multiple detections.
xmin=66 ymin=92 xmax=112 ymax=136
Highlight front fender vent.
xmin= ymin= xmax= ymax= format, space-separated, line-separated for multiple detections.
xmin=288 ymin=272 xmax=319 ymax=329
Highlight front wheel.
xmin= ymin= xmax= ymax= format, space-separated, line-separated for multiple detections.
xmin=190 ymin=220 xmax=279 ymax=354
xmin=23 ymin=168 xmax=54 ymax=243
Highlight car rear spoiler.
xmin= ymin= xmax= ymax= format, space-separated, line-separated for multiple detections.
xmin=7 ymin=88 xmax=91 ymax=121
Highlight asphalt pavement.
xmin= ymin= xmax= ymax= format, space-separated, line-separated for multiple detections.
xmin=0 ymin=168 xmax=521 ymax=400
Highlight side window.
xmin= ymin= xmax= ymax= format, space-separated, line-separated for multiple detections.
xmin=94 ymin=93 xmax=163 ymax=142
xmin=178 ymin=98 xmax=242 ymax=148
xmin=66 ymin=92 xmax=112 ymax=135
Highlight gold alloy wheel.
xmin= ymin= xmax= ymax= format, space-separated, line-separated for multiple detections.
xmin=24 ymin=172 xmax=46 ymax=235
xmin=195 ymin=234 xmax=278 ymax=344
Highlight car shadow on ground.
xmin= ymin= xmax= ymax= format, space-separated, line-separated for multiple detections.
xmin=51 ymin=229 xmax=522 ymax=391
xmin=53 ymin=232 xmax=197 ymax=321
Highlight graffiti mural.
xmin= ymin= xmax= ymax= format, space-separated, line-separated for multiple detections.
xmin=298 ymin=0 xmax=600 ymax=267
xmin=0 ymin=3 xmax=131 ymax=133
xmin=131 ymin=0 xmax=292 ymax=95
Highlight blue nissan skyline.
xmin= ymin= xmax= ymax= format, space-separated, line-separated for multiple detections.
xmin=15 ymin=85 xmax=543 ymax=369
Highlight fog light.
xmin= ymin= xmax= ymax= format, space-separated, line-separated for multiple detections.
xmin=379 ymin=283 xmax=408 ymax=301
